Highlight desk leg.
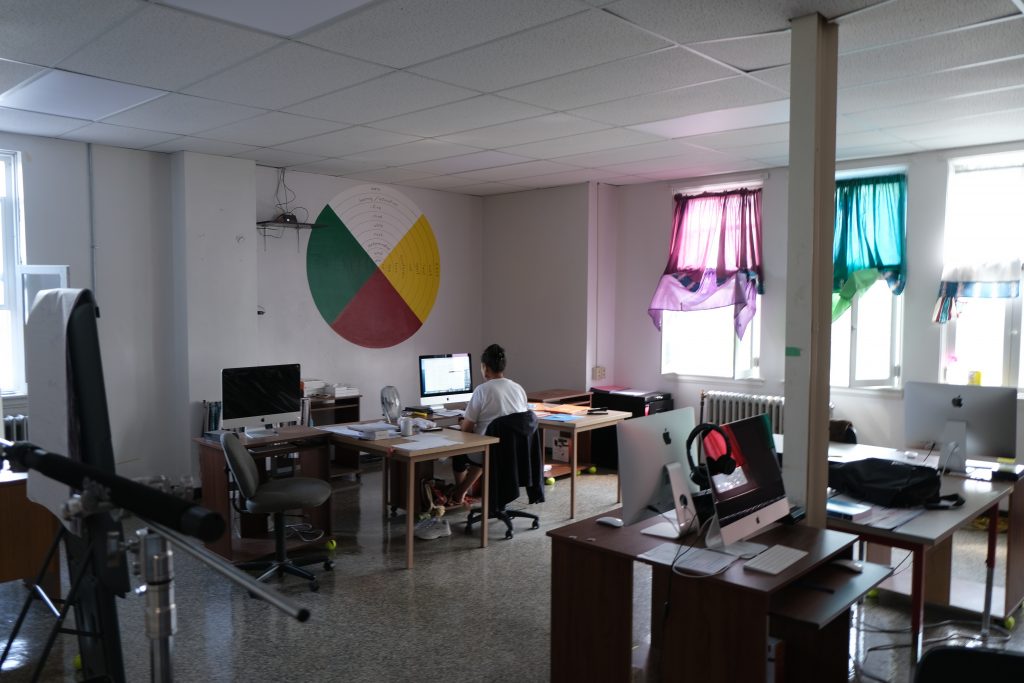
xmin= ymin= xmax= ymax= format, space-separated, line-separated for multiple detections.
xmin=480 ymin=447 xmax=489 ymax=549
xmin=910 ymin=546 xmax=925 ymax=665
xmin=299 ymin=443 xmax=332 ymax=535
xmin=570 ymin=433 xmax=577 ymax=519
xmin=616 ymin=474 xmax=621 ymax=504
xmin=382 ymin=454 xmax=390 ymax=518
xmin=406 ymin=459 xmax=415 ymax=570
xmin=198 ymin=443 xmax=233 ymax=560
xmin=982 ymin=503 xmax=998 ymax=639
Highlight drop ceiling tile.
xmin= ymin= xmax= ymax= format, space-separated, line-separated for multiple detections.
xmin=275 ymin=126 xmax=418 ymax=157
xmin=0 ymin=0 xmax=139 ymax=67
xmin=0 ymin=60 xmax=43 ymax=95
xmin=836 ymin=0 xmax=1017 ymax=53
xmin=343 ymin=139 xmax=481 ymax=166
xmin=633 ymin=158 xmax=769 ymax=182
xmin=903 ymin=127 xmax=1024 ymax=151
xmin=409 ymin=10 xmax=670 ymax=92
xmin=398 ymin=151 xmax=535 ymax=175
xmin=160 ymin=0 xmax=371 ymax=37
xmin=689 ymin=31 xmax=790 ymax=72
xmin=682 ymin=123 xmax=790 ymax=150
xmin=104 ymin=94 xmax=264 ymax=135
xmin=450 ymin=160 xmax=582 ymax=183
xmin=604 ymin=0 xmax=876 ymax=44
xmin=0 ymin=106 xmax=88 ymax=137
xmin=838 ymin=57 xmax=1024 ymax=114
xmin=571 ymin=77 xmax=784 ymax=126
xmin=497 ymin=47 xmax=736 ymax=111
xmin=199 ymin=112 xmax=344 ymax=147
xmin=501 ymin=127 xmax=663 ymax=159
xmin=836 ymin=142 xmax=925 ymax=161
xmin=60 ymin=122 xmax=178 ymax=148
xmin=451 ymin=182 xmax=531 ymax=196
xmin=881 ymin=108 xmax=1024 ymax=142
xmin=732 ymin=141 xmax=792 ymax=161
xmin=370 ymin=96 xmax=549 ymax=137
xmin=837 ymin=17 xmax=1024 ymax=89
xmin=301 ymin=0 xmax=582 ymax=68
xmin=288 ymin=158 xmax=386 ymax=176
xmin=285 ymin=72 xmax=476 ymax=125
xmin=0 ymin=70 xmax=164 ymax=121
xmin=59 ymin=3 xmax=281 ymax=90
xmin=183 ymin=43 xmax=391 ymax=110
xmin=144 ymin=136 xmax=258 ymax=156
xmin=847 ymin=87 xmax=1024 ymax=130
xmin=602 ymin=146 xmax=740 ymax=175
xmin=520 ymin=167 xmax=627 ymax=187
xmin=233 ymin=148 xmax=327 ymax=167
xmin=632 ymin=100 xmax=790 ymax=139
xmin=437 ymin=114 xmax=609 ymax=149
xmin=345 ymin=167 xmax=435 ymax=184
xmin=399 ymin=175 xmax=481 ymax=191
xmin=557 ymin=139 xmax=708 ymax=167
xmin=749 ymin=65 xmax=790 ymax=92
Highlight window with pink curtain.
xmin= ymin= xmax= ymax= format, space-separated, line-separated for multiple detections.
xmin=648 ymin=188 xmax=764 ymax=339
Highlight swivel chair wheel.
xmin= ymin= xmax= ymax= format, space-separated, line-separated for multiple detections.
xmin=310 ymin=580 xmax=320 ymax=592
xmin=324 ymin=559 xmax=335 ymax=571
xmin=531 ymin=519 xmax=540 ymax=530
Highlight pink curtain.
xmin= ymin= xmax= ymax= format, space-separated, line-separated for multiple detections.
xmin=648 ymin=189 xmax=763 ymax=339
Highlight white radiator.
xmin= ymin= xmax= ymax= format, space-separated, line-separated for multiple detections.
xmin=700 ymin=391 xmax=786 ymax=434
xmin=3 ymin=414 xmax=28 ymax=441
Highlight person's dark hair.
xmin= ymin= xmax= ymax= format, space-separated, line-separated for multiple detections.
xmin=481 ymin=344 xmax=507 ymax=373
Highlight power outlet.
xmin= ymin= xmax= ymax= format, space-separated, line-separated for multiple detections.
xmin=591 ymin=365 xmax=606 ymax=381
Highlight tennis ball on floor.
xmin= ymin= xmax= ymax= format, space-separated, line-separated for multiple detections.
xmin=1005 ymin=615 xmax=1016 ymax=631
xmin=325 ymin=539 xmax=337 ymax=551
xmin=588 ymin=466 xmax=598 ymax=474
xmin=545 ymin=477 xmax=556 ymax=486
xmin=73 ymin=654 xmax=82 ymax=670
xmin=866 ymin=588 xmax=879 ymax=600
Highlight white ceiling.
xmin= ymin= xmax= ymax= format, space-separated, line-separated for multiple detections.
xmin=0 ymin=0 xmax=1022 ymax=196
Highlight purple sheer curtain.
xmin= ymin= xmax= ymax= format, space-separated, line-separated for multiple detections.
xmin=648 ymin=189 xmax=764 ymax=339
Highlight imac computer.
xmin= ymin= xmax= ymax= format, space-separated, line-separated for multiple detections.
xmin=418 ymin=353 xmax=473 ymax=406
xmin=700 ymin=413 xmax=790 ymax=553
xmin=904 ymin=381 xmax=1017 ymax=472
xmin=222 ymin=363 xmax=302 ymax=437
xmin=618 ymin=407 xmax=698 ymax=539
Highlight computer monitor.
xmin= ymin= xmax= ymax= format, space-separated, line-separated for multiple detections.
xmin=418 ymin=353 xmax=473 ymax=406
xmin=221 ymin=363 xmax=302 ymax=437
xmin=701 ymin=413 xmax=789 ymax=549
xmin=904 ymin=381 xmax=1017 ymax=472
xmin=618 ymin=407 xmax=698 ymax=538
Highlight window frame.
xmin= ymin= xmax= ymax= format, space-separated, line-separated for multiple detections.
xmin=0 ymin=150 xmax=26 ymax=395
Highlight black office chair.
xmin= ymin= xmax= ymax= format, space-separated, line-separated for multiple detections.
xmin=465 ymin=411 xmax=545 ymax=540
xmin=829 ymin=419 xmax=858 ymax=444
xmin=914 ymin=645 xmax=1024 ymax=682
xmin=220 ymin=433 xmax=334 ymax=591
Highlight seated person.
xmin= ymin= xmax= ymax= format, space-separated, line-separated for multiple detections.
xmin=448 ymin=343 xmax=529 ymax=507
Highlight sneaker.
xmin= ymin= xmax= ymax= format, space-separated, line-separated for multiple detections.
xmin=414 ymin=518 xmax=451 ymax=540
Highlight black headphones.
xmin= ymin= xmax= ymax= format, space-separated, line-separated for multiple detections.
xmin=685 ymin=423 xmax=737 ymax=490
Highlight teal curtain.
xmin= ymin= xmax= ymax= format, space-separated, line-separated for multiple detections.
xmin=832 ymin=174 xmax=907 ymax=320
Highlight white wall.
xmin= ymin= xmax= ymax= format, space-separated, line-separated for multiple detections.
xmin=482 ymin=184 xmax=590 ymax=391
xmin=252 ymin=167 xmax=485 ymax=418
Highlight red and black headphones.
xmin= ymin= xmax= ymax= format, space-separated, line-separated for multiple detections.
xmin=685 ymin=423 xmax=737 ymax=490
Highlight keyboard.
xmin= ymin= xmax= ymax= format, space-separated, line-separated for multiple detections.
xmin=742 ymin=544 xmax=808 ymax=575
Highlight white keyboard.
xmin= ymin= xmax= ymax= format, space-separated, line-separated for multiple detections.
xmin=742 ymin=544 xmax=808 ymax=575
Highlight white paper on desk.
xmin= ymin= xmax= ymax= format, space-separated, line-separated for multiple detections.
xmin=396 ymin=435 xmax=457 ymax=450
xmin=432 ymin=408 xmax=464 ymax=418
xmin=318 ymin=425 xmax=363 ymax=437
xmin=829 ymin=494 xmax=925 ymax=529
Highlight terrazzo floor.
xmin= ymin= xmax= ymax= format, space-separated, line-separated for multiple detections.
xmin=2 ymin=459 xmax=1022 ymax=682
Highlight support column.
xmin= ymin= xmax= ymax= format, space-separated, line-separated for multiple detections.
xmin=782 ymin=14 xmax=838 ymax=528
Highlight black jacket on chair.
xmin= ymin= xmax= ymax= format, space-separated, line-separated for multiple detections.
xmin=484 ymin=411 xmax=545 ymax=510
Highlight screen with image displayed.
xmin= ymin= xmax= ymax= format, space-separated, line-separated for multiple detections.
xmin=418 ymin=353 xmax=473 ymax=405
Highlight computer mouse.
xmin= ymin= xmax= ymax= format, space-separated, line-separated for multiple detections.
xmin=596 ymin=516 xmax=624 ymax=528
xmin=832 ymin=558 xmax=863 ymax=573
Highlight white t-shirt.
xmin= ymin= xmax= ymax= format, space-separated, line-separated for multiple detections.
xmin=463 ymin=377 xmax=529 ymax=435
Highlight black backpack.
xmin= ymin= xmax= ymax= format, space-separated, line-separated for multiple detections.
xmin=827 ymin=458 xmax=964 ymax=509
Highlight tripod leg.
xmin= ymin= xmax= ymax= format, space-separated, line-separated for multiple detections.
xmin=1 ymin=527 xmax=65 ymax=667
xmin=30 ymin=544 xmax=93 ymax=683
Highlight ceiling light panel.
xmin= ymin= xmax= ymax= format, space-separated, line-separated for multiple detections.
xmin=632 ymin=100 xmax=791 ymax=139
xmin=300 ymin=0 xmax=582 ymax=69
xmin=158 ymin=0 xmax=372 ymax=37
xmin=0 ymin=0 xmax=139 ymax=67
xmin=286 ymin=72 xmax=476 ymax=125
xmin=0 ymin=70 xmax=164 ymax=120
xmin=497 ymin=47 xmax=736 ymax=111
xmin=369 ymin=95 xmax=549 ymax=138
xmin=104 ymin=93 xmax=264 ymax=135
xmin=409 ymin=10 xmax=670 ymax=92
xmin=183 ymin=43 xmax=391 ymax=110
xmin=59 ymin=4 xmax=281 ymax=90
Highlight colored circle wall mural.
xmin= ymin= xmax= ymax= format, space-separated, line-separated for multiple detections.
xmin=306 ymin=185 xmax=439 ymax=348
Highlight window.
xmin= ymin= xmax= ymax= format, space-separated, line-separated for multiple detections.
xmin=937 ymin=154 xmax=1024 ymax=387
xmin=0 ymin=150 xmax=67 ymax=395
xmin=652 ymin=185 xmax=764 ymax=379
xmin=830 ymin=172 xmax=906 ymax=388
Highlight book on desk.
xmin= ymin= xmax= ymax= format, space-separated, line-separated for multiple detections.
xmin=826 ymin=499 xmax=872 ymax=521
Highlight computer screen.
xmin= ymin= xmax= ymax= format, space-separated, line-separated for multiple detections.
xmin=418 ymin=353 xmax=473 ymax=406
xmin=904 ymin=381 xmax=1017 ymax=470
xmin=618 ymin=407 xmax=697 ymax=530
xmin=702 ymin=413 xmax=789 ymax=547
xmin=221 ymin=363 xmax=302 ymax=435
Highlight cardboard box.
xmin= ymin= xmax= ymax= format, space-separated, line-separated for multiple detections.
xmin=552 ymin=436 xmax=571 ymax=463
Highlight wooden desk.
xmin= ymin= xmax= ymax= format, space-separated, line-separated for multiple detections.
xmin=324 ymin=427 xmax=498 ymax=569
xmin=194 ymin=426 xmax=333 ymax=562
xmin=0 ymin=466 xmax=61 ymax=597
xmin=549 ymin=514 xmax=888 ymax=682
xmin=536 ymin=409 xmax=630 ymax=518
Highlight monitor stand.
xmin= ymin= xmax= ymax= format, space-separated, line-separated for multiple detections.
xmin=244 ymin=426 xmax=278 ymax=438
xmin=704 ymin=515 xmax=767 ymax=559
xmin=939 ymin=420 xmax=967 ymax=473
xmin=641 ymin=462 xmax=696 ymax=540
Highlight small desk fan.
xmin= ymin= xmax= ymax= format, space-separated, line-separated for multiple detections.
xmin=381 ymin=386 xmax=401 ymax=424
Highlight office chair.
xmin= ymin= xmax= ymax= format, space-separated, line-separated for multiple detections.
xmin=465 ymin=411 xmax=545 ymax=540
xmin=220 ymin=433 xmax=334 ymax=591
xmin=828 ymin=419 xmax=858 ymax=444
xmin=914 ymin=645 xmax=1024 ymax=682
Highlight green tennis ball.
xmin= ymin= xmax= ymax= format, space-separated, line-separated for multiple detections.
xmin=325 ymin=539 xmax=337 ymax=550
xmin=545 ymin=477 xmax=556 ymax=485
xmin=1005 ymin=615 xmax=1016 ymax=631
xmin=73 ymin=654 xmax=82 ymax=670
xmin=588 ymin=466 xmax=597 ymax=474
